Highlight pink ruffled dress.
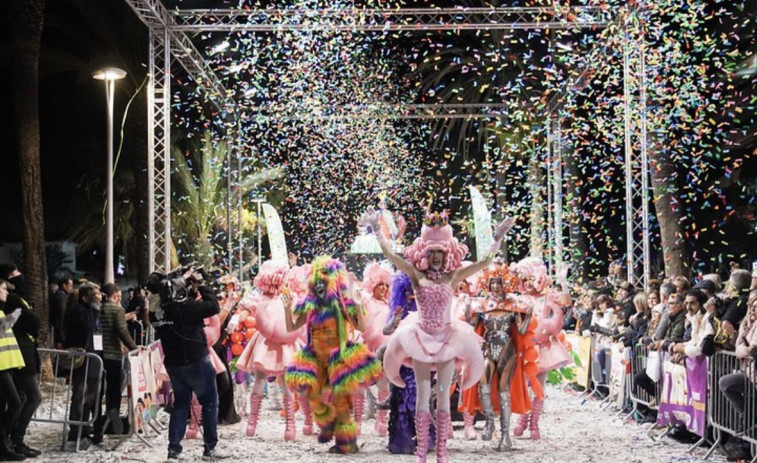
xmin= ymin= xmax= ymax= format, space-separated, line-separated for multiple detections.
xmin=383 ymin=284 xmax=484 ymax=390
xmin=360 ymin=291 xmax=390 ymax=352
xmin=204 ymin=315 xmax=227 ymax=374
xmin=524 ymin=292 xmax=571 ymax=373
xmin=237 ymin=294 xmax=301 ymax=376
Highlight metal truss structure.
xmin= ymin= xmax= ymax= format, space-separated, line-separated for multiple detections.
xmin=546 ymin=117 xmax=564 ymax=278
xmin=170 ymin=6 xmax=614 ymax=32
xmin=124 ymin=0 xmax=650 ymax=287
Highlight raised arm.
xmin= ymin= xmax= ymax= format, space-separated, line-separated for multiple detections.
xmin=360 ymin=208 xmax=418 ymax=283
xmin=282 ymin=292 xmax=307 ymax=333
xmin=451 ymin=216 xmax=514 ymax=288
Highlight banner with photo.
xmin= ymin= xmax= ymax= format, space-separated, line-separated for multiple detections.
xmin=565 ymin=333 xmax=592 ymax=388
xmin=656 ymin=354 xmax=708 ymax=437
xmin=128 ymin=341 xmax=167 ymax=433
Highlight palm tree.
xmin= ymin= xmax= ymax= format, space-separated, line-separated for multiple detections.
xmin=171 ymin=133 xmax=285 ymax=269
xmin=8 ymin=0 xmax=49 ymax=345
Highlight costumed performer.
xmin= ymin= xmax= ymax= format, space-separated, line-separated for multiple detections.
xmin=284 ymin=256 xmax=382 ymax=454
xmin=237 ymin=260 xmax=302 ymax=441
xmin=511 ymin=258 xmax=571 ymax=440
xmin=361 ymin=207 xmax=513 ymax=463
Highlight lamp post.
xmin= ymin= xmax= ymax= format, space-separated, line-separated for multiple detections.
xmin=93 ymin=67 xmax=127 ymax=284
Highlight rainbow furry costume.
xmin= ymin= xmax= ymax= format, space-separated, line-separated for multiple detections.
xmin=285 ymin=256 xmax=381 ymax=453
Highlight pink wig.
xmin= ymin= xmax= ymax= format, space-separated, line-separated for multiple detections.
xmin=286 ymin=264 xmax=312 ymax=298
xmin=512 ymin=257 xmax=550 ymax=293
xmin=402 ymin=211 xmax=468 ymax=274
xmin=254 ymin=260 xmax=288 ymax=295
xmin=362 ymin=262 xmax=392 ymax=294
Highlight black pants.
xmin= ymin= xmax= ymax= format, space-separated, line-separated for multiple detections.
xmin=213 ymin=342 xmax=239 ymax=424
xmin=104 ymin=359 xmax=124 ymax=414
xmin=634 ymin=371 xmax=656 ymax=398
xmin=11 ymin=371 xmax=42 ymax=445
xmin=67 ymin=359 xmax=102 ymax=442
xmin=0 ymin=371 xmax=21 ymax=443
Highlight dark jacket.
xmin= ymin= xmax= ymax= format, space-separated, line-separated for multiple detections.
xmin=721 ymin=294 xmax=748 ymax=329
xmin=50 ymin=289 xmax=69 ymax=345
xmin=661 ymin=309 xmax=686 ymax=350
xmin=101 ymin=302 xmax=138 ymax=361
xmin=621 ymin=313 xmax=650 ymax=347
xmin=157 ymin=286 xmax=219 ymax=368
xmin=2 ymin=294 xmax=40 ymax=375
xmin=64 ymin=301 xmax=101 ymax=353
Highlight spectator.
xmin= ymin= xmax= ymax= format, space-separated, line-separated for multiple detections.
xmin=654 ymin=283 xmax=677 ymax=341
xmin=127 ymin=287 xmax=146 ymax=345
xmin=718 ymin=291 xmax=757 ymax=414
xmin=0 ymin=279 xmax=26 ymax=461
xmin=51 ymin=277 xmax=74 ymax=347
xmin=720 ymin=269 xmax=752 ymax=340
xmin=63 ymin=283 xmax=103 ymax=451
xmin=588 ymin=294 xmax=619 ymax=382
xmin=98 ymin=283 xmax=137 ymax=437
xmin=0 ymin=265 xmax=42 ymax=458
xmin=618 ymin=292 xmax=650 ymax=347
xmin=633 ymin=293 xmax=686 ymax=402
xmin=673 ymin=275 xmax=691 ymax=295
xmin=701 ymin=273 xmax=724 ymax=296
xmin=615 ymin=281 xmax=636 ymax=326
xmin=668 ymin=290 xmax=714 ymax=358
xmin=692 ymin=279 xmax=718 ymax=300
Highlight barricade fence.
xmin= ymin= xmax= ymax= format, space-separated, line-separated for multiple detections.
xmin=573 ymin=333 xmax=755 ymax=462
xmin=33 ymin=348 xmax=104 ymax=452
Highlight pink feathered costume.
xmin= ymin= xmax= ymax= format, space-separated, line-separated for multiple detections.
xmin=359 ymin=263 xmax=392 ymax=352
xmin=237 ymin=261 xmax=301 ymax=376
xmin=382 ymin=221 xmax=484 ymax=391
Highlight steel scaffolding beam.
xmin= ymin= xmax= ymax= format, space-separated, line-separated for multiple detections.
xmin=240 ymin=103 xmax=516 ymax=121
xmin=622 ymin=8 xmax=651 ymax=289
xmin=170 ymin=6 xmax=614 ymax=32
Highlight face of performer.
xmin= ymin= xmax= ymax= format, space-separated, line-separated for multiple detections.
xmin=489 ymin=278 xmax=504 ymax=298
xmin=428 ymin=250 xmax=444 ymax=271
xmin=373 ymin=282 xmax=388 ymax=300
xmin=522 ymin=275 xmax=536 ymax=294
xmin=457 ymin=279 xmax=470 ymax=295
xmin=314 ymin=272 xmax=328 ymax=300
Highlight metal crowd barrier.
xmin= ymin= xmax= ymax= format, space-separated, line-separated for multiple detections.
xmin=580 ymin=336 xmax=612 ymax=406
xmin=705 ymin=350 xmax=757 ymax=463
xmin=626 ymin=344 xmax=661 ymax=422
xmin=34 ymin=348 xmax=103 ymax=452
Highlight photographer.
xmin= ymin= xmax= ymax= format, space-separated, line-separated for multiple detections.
xmin=148 ymin=271 xmax=230 ymax=462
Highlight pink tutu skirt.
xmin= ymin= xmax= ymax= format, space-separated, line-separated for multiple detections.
xmin=382 ymin=312 xmax=484 ymax=390
xmin=237 ymin=332 xmax=299 ymax=376
xmin=537 ymin=339 xmax=572 ymax=373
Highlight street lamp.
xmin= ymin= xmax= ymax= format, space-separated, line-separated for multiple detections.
xmin=93 ymin=67 xmax=127 ymax=284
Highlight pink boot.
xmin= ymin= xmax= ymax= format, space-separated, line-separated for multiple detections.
xmin=284 ymin=395 xmax=296 ymax=441
xmin=299 ymin=395 xmax=313 ymax=436
xmin=463 ymin=411 xmax=477 ymax=440
xmin=436 ymin=411 xmax=451 ymax=463
xmin=513 ymin=413 xmax=530 ymax=437
xmin=375 ymin=389 xmax=388 ymax=436
xmin=186 ymin=400 xmax=201 ymax=439
xmin=414 ymin=411 xmax=431 ymax=463
xmin=352 ymin=391 xmax=365 ymax=437
xmin=246 ymin=392 xmax=264 ymax=437
xmin=530 ymin=398 xmax=543 ymax=440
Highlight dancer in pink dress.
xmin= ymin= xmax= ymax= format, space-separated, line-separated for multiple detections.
xmin=361 ymin=207 xmax=513 ymax=463
xmin=511 ymin=257 xmax=571 ymax=440
xmin=236 ymin=260 xmax=302 ymax=441
xmin=355 ymin=262 xmax=392 ymax=436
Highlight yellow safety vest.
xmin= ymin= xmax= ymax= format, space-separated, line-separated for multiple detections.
xmin=0 ymin=311 xmax=25 ymax=372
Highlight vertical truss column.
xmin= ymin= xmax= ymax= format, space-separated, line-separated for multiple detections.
xmin=551 ymin=117 xmax=564 ymax=276
xmin=148 ymin=28 xmax=171 ymax=273
xmin=622 ymin=8 xmax=650 ymax=289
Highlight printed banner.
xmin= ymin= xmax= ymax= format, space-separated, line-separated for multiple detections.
xmin=656 ymin=354 xmax=708 ymax=437
xmin=565 ymin=333 xmax=592 ymax=388
xmin=129 ymin=341 xmax=168 ymax=433
xmin=610 ymin=343 xmax=629 ymax=408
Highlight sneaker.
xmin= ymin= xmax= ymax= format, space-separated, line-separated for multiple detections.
xmin=166 ymin=449 xmax=182 ymax=461
xmin=202 ymin=448 xmax=231 ymax=461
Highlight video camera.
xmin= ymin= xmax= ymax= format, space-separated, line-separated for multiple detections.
xmin=145 ymin=266 xmax=211 ymax=305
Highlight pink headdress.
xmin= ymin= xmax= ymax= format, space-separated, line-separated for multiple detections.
xmin=286 ymin=263 xmax=312 ymax=299
xmin=512 ymin=257 xmax=549 ymax=293
xmin=362 ymin=262 xmax=392 ymax=294
xmin=402 ymin=210 xmax=468 ymax=274
xmin=253 ymin=260 xmax=288 ymax=295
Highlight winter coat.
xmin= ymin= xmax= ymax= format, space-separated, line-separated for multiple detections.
xmin=101 ymin=301 xmax=138 ymax=361
xmin=682 ymin=311 xmax=716 ymax=358
xmin=156 ymin=287 xmax=220 ymax=368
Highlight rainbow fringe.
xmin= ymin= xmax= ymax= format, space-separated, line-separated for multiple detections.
xmin=331 ymin=421 xmax=359 ymax=454
xmin=285 ymin=345 xmax=318 ymax=394
xmin=328 ymin=342 xmax=382 ymax=397
xmin=314 ymin=403 xmax=337 ymax=443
